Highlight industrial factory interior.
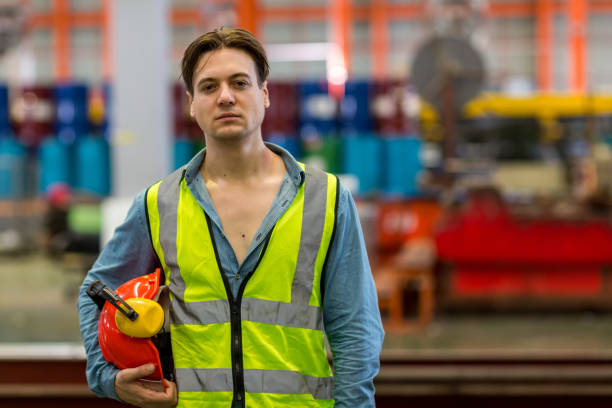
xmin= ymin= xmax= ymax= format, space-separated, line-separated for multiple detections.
xmin=2 ymin=0 xmax=612 ymax=407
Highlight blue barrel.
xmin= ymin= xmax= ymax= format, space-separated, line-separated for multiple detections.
xmin=340 ymin=81 xmax=372 ymax=135
xmin=341 ymin=135 xmax=382 ymax=196
xmin=39 ymin=137 xmax=71 ymax=193
xmin=55 ymin=83 xmax=89 ymax=144
xmin=298 ymin=81 xmax=338 ymax=137
xmin=0 ymin=84 xmax=10 ymax=137
xmin=76 ymin=136 xmax=110 ymax=195
xmin=174 ymin=139 xmax=196 ymax=170
xmin=0 ymin=137 xmax=27 ymax=199
xmin=382 ymin=136 xmax=423 ymax=197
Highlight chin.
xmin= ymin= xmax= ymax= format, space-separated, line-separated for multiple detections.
xmin=210 ymin=131 xmax=248 ymax=143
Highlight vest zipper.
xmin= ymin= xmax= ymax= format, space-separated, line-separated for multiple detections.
xmin=205 ymin=213 xmax=274 ymax=405
xmin=229 ymin=302 xmax=243 ymax=403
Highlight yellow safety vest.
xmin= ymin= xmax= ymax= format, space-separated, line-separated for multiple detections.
xmin=146 ymin=163 xmax=338 ymax=407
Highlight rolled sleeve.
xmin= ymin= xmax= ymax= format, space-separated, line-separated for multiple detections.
xmin=77 ymin=190 xmax=159 ymax=400
xmin=322 ymin=183 xmax=385 ymax=407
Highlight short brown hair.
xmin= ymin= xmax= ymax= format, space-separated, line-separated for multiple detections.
xmin=181 ymin=27 xmax=270 ymax=95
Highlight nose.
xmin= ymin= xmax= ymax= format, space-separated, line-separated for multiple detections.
xmin=217 ymin=83 xmax=235 ymax=106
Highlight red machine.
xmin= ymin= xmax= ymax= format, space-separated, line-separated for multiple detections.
xmin=435 ymin=191 xmax=612 ymax=308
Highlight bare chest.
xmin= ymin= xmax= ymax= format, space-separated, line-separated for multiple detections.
xmin=208 ymin=183 xmax=280 ymax=265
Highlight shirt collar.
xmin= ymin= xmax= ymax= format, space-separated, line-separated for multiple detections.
xmin=183 ymin=141 xmax=305 ymax=187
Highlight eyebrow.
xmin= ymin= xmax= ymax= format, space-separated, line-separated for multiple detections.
xmin=195 ymin=72 xmax=251 ymax=88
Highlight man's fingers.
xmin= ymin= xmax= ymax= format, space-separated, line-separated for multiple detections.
xmin=135 ymin=380 xmax=177 ymax=405
xmin=114 ymin=366 xmax=177 ymax=408
xmin=117 ymin=364 xmax=156 ymax=382
xmin=139 ymin=379 xmax=166 ymax=392
xmin=163 ymin=380 xmax=178 ymax=403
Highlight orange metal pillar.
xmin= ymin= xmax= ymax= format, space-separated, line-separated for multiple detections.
xmin=568 ymin=0 xmax=587 ymax=93
xmin=327 ymin=0 xmax=351 ymax=100
xmin=53 ymin=0 xmax=71 ymax=81
xmin=536 ymin=0 xmax=553 ymax=92
xmin=102 ymin=0 xmax=112 ymax=81
xmin=371 ymin=0 xmax=388 ymax=79
xmin=237 ymin=0 xmax=258 ymax=37
xmin=330 ymin=0 xmax=351 ymax=73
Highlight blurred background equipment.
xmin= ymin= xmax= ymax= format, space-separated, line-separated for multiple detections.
xmin=411 ymin=34 xmax=485 ymax=168
xmin=2 ymin=1 xmax=612 ymax=407
xmin=412 ymin=36 xmax=485 ymax=116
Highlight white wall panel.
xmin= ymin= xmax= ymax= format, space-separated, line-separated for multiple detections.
xmin=553 ymin=15 xmax=567 ymax=91
xmin=351 ymin=20 xmax=370 ymax=78
xmin=486 ymin=16 xmax=535 ymax=91
xmin=112 ymin=0 xmax=171 ymax=197
xmin=71 ymin=27 xmax=102 ymax=83
xmin=29 ymin=0 xmax=52 ymax=12
xmin=389 ymin=19 xmax=424 ymax=79
xmin=262 ymin=0 xmax=328 ymax=6
xmin=587 ymin=14 xmax=612 ymax=91
xmin=171 ymin=25 xmax=198 ymax=80
xmin=262 ymin=21 xmax=328 ymax=80
xmin=69 ymin=0 xmax=100 ymax=12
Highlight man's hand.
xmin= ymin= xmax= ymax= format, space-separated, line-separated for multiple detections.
xmin=115 ymin=364 xmax=178 ymax=408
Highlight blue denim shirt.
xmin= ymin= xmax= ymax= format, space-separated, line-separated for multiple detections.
xmin=77 ymin=143 xmax=384 ymax=407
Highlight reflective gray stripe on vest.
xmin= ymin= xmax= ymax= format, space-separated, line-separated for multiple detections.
xmin=172 ymin=298 xmax=231 ymax=325
xmin=172 ymin=297 xmax=321 ymax=329
xmin=156 ymin=168 xmax=186 ymax=321
xmin=177 ymin=368 xmax=333 ymax=400
xmin=241 ymin=297 xmax=322 ymax=330
xmin=176 ymin=367 xmax=233 ymax=392
xmin=291 ymin=166 xmax=328 ymax=307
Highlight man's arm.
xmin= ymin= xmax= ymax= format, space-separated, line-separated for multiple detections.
xmin=323 ymin=182 xmax=385 ymax=407
xmin=77 ymin=190 xmax=160 ymax=400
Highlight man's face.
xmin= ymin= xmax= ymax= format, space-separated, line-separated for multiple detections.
xmin=188 ymin=47 xmax=269 ymax=143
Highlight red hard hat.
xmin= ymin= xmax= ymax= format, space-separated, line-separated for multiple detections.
xmin=91 ymin=269 xmax=169 ymax=381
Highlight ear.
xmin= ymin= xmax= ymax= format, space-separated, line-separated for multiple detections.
xmin=262 ymin=80 xmax=270 ymax=109
xmin=186 ymin=90 xmax=195 ymax=117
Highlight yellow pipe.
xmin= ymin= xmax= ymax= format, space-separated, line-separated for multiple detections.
xmin=462 ymin=93 xmax=612 ymax=119
xmin=419 ymin=94 xmax=612 ymax=122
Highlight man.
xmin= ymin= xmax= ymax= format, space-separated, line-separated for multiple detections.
xmin=78 ymin=27 xmax=384 ymax=408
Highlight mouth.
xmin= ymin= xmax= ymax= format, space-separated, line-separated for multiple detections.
xmin=215 ymin=113 xmax=240 ymax=120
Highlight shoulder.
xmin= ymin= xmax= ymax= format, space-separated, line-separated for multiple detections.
xmin=145 ymin=167 xmax=186 ymax=202
xmin=334 ymin=177 xmax=354 ymax=217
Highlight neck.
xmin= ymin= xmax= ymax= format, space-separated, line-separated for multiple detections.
xmin=202 ymin=135 xmax=271 ymax=183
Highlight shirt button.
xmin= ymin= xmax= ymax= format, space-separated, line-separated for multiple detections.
xmin=235 ymin=274 xmax=240 ymax=280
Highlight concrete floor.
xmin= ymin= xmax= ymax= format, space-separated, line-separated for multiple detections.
xmin=0 ymin=253 xmax=83 ymax=343
xmin=2 ymin=252 xmax=612 ymax=352
xmin=384 ymin=313 xmax=612 ymax=351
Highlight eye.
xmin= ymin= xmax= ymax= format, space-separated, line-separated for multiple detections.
xmin=233 ymin=80 xmax=249 ymax=89
xmin=200 ymin=83 xmax=217 ymax=93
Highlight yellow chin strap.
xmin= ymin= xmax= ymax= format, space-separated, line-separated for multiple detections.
xmin=115 ymin=298 xmax=164 ymax=338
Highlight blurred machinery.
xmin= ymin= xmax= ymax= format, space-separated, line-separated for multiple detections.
xmin=414 ymin=85 xmax=612 ymax=314
xmin=370 ymin=0 xmax=612 ymax=319
xmin=411 ymin=35 xmax=485 ymax=167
